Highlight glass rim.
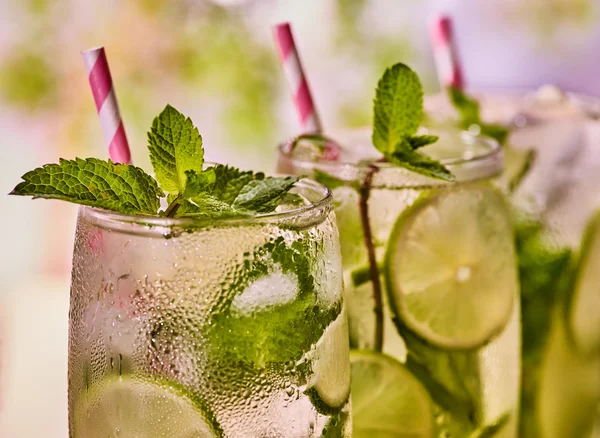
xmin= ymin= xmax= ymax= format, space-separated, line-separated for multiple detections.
xmin=278 ymin=131 xmax=503 ymax=180
xmin=427 ymin=87 xmax=600 ymax=117
xmin=80 ymin=177 xmax=333 ymax=231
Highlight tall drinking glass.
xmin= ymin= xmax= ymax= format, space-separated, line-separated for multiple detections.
xmin=279 ymin=129 xmax=520 ymax=437
xmin=68 ymin=178 xmax=351 ymax=437
xmin=426 ymin=89 xmax=600 ymax=438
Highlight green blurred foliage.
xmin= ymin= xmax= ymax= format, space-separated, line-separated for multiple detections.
xmin=0 ymin=50 xmax=57 ymax=110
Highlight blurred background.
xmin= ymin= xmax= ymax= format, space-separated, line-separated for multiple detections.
xmin=0 ymin=0 xmax=599 ymax=435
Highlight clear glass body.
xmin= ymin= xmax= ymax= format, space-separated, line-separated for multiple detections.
xmin=426 ymin=90 xmax=600 ymax=438
xmin=279 ymin=130 xmax=521 ymax=437
xmin=68 ymin=179 xmax=351 ymax=438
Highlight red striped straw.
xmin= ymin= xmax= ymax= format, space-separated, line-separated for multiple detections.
xmin=273 ymin=22 xmax=322 ymax=133
xmin=430 ymin=15 xmax=465 ymax=90
xmin=82 ymin=47 xmax=132 ymax=164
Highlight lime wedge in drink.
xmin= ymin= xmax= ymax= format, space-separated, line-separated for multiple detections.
xmin=384 ymin=185 xmax=517 ymax=350
xmin=350 ymin=350 xmax=434 ymax=437
xmin=305 ymin=308 xmax=351 ymax=414
xmin=537 ymin=313 xmax=600 ymax=438
xmin=73 ymin=376 xmax=220 ymax=437
xmin=566 ymin=211 xmax=600 ymax=356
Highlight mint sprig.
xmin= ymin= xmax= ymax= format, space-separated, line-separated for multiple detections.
xmin=148 ymin=104 xmax=204 ymax=194
xmin=173 ymin=165 xmax=298 ymax=217
xmin=373 ymin=63 xmax=454 ymax=182
xmin=448 ymin=87 xmax=509 ymax=145
xmin=10 ymin=158 xmax=164 ymax=215
xmin=10 ymin=106 xmax=300 ymax=218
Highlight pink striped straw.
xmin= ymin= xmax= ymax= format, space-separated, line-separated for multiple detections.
xmin=82 ymin=47 xmax=132 ymax=164
xmin=430 ymin=15 xmax=465 ymax=90
xmin=273 ymin=22 xmax=322 ymax=133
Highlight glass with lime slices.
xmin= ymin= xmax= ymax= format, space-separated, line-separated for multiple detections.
xmin=425 ymin=87 xmax=600 ymax=437
xmin=11 ymin=105 xmax=351 ymax=437
xmin=277 ymin=64 xmax=521 ymax=437
xmin=67 ymin=181 xmax=350 ymax=437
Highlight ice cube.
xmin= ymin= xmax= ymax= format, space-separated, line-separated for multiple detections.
xmin=231 ymin=267 xmax=299 ymax=316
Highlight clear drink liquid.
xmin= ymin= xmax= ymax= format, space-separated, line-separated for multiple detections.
xmin=279 ymin=130 xmax=521 ymax=437
xmin=68 ymin=179 xmax=351 ymax=438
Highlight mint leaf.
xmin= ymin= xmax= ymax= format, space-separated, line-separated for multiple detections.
xmin=447 ymin=87 xmax=509 ymax=145
xmin=147 ymin=104 xmax=204 ymax=194
xmin=407 ymin=135 xmax=439 ymax=149
xmin=479 ymin=123 xmax=509 ymax=146
xmin=448 ymin=86 xmax=480 ymax=123
xmin=232 ymin=175 xmax=299 ymax=213
xmin=184 ymin=165 xmax=255 ymax=205
xmin=10 ymin=158 xmax=163 ymax=214
xmin=388 ymin=146 xmax=455 ymax=182
xmin=171 ymin=165 xmax=299 ymax=217
xmin=372 ymin=63 xmax=424 ymax=154
xmin=312 ymin=169 xmax=351 ymax=192
xmin=371 ymin=63 xmax=453 ymax=181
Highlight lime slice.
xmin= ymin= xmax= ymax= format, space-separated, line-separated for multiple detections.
xmin=566 ymin=211 xmax=600 ymax=356
xmin=73 ymin=376 xmax=219 ymax=437
xmin=351 ymin=350 xmax=434 ymax=438
xmin=384 ymin=185 xmax=517 ymax=350
xmin=537 ymin=313 xmax=600 ymax=438
xmin=306 ymin=308 xmax=351 ymax=414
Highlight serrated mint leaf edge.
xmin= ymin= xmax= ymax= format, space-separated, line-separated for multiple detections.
xmin=147 ymin=104 xmax=204 ymax=195
xmin=10 ymin=158 xmax=164 ymax=215
xmin=372 ymin=63 xmax=424 ymax=154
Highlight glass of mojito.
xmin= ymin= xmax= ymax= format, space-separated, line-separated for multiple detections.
xmin=11 ymin=105 xmax=351 ymax=437
xmin=425 ymin=87 xmax=600 ymax=438
xmin=277 ymin=64 xmax=520 ymax=437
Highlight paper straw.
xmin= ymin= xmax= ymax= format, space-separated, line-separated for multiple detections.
xmin=273 ymin=22 xmax=322 ymax=133
xmin=82 ymin=47 xmax=132 ymax=164
xmin=430 ymin=15 xmax=465 ymax=90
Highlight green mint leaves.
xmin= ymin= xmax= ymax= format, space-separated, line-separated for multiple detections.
xmin=10 ymin=158 xmax=164 ymax=215
xmin=373 ymin=63 xmax=424 ymax=153
xmin=448 ymin=87 xmax=509 ymax=145
xmin=373 ymin=63 xmax=454 ymax=181
xmin=173 ymin=165 xmax=298 ymax=217
xmin=10 ymin=105 xmax=300 ymax=218
xmin=148 ymin=104 xmax=204 ymax=194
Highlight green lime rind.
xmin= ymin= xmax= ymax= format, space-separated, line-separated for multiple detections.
xmin=73 ymin=375 xmax=222 ymax=438
xmin=351 ymin=350 xmax=435 ymax=438
xmin=564 ymin=210 xmax=600 ymax=357
xmin=305 ymin=309 xmax=351 ymax=415
xmin=384 ymin=185 xmax=517 ymax=351
xmin=305 ymin=387 xmax=348 ymax=416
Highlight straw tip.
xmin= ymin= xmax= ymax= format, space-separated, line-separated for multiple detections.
xmin=81 ymin=46 xmax=105 ymax=56
xmin=431 ymin=14 xmax=453 ymax=30
xmin=273 ymin=22 xmax=291 ymax=32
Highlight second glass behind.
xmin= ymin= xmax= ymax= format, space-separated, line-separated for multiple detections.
xmin=279 ymin=128 xmax=520 ymax=437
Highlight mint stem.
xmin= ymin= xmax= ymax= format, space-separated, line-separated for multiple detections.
xmin=164 ymin=195 xmax=181 ymax=217
xmin=359 ymin=165 xmax=384 ymax=352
